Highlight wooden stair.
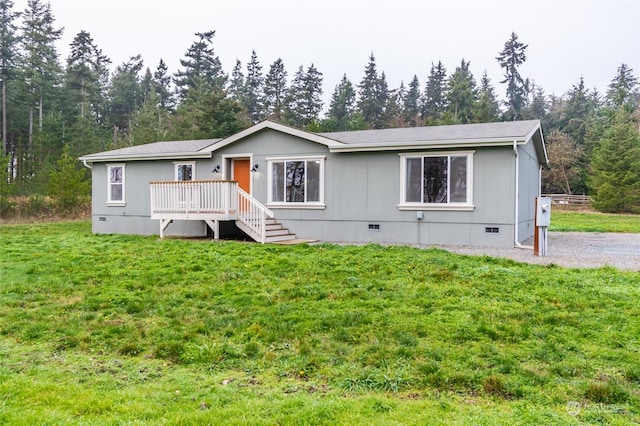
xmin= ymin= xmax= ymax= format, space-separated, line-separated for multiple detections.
xmin=263 ymin=219 xmax=297 ymax=243
xmin=235 ymin=217 xmax=297 ymax=243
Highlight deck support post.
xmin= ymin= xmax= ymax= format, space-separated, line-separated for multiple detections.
xmin=159 ymin=219 xmax=172 ymax=238
xmin=204 ymin=219 xmax=219 ymax=240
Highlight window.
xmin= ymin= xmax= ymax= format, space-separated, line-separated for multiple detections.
xmin=400 ymin=152 xmax=473 ymax=209
xmin=268 ymin=157 xmax=324 ymax=207
xmin=107 ymin=164 xmax=125 ymax=204
xmin=175 ymin=162 xmax=195 ymax=181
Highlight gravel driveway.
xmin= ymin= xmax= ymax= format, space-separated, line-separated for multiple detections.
xmin=436 ymin=232 xmax=640 ymax=271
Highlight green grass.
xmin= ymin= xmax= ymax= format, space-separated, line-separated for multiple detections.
xmin=551 ymin=209 xmax=640 ymax=233
xmin=1 ymin=221 xmax=639 ymax=424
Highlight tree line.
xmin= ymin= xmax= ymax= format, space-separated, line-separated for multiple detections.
xmin=1 ymin=0 xmax=639 ymax=213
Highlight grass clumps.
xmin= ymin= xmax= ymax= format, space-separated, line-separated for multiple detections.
xmin=0 ymin=221 xmax=639 ymax=424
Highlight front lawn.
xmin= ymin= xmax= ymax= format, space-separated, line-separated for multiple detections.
xmin=0 ymin=221 xmax=638 ymax=424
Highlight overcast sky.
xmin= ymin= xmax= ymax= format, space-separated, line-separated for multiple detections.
xmin=11 ymin=0 xmax=640 ymax=105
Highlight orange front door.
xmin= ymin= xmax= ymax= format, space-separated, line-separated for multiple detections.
xmin=233 ymin=159 xmax=251 ymax=193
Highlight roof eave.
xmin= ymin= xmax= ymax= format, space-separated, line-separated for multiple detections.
xmin=79 ymin=151 xmax=212 ymax=163
xmin=329 ymin=138 xmax=527 ymax=153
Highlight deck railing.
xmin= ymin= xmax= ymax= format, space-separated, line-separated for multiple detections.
xmin=236 ymin=187 xmax=275 ymax=243
xmin=150 ymin=180 xmax=237 ymax=216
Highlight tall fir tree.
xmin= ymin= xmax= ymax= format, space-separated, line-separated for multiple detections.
xmin=496 ymin=32 xmax=529 ymax=121
xmin=0 ymin=0 xmax=20 ymax=156
xmin=227 ymin=59 xmax=244 ymax=100
xmin=422 ymin=61 xmax=448 ymax=124
xmin=107 ymin=55 xmax=144 ymax=145
xmin=606 ymin=63 xmax=639 ymax=112
xmin=402 ymin=75 xmax=421 ymax=126
xmin=473 ymin=71 xmax=500 ymax=122
xmin=19 ymin=0 xmax=63 ymax=187
xmin=153 ymin=59 xmax=174 ymax=111
xmin=589 ymin=108 xmax=640 ymax=213
xmin=242 ymin=50 xmax=264 ymax=124
xmin=324 ymin=74 xmax=357 ymax=131
xmin=263 ymin=58 xmax=287 ymax=122
xmin=522 ymin=83 xmax=548 ymax=121
xmin=285 ymin=64 xmax=324 ymax=128
xmin=357 ymin=54 xmax=387 ymax=128
xmin=174 ymin=31 xmax=226 ymax=102
xmin=66 ymin=30 xmax=111 ymax=121
xmin=446 ymin=59 xmax=477 ymax=124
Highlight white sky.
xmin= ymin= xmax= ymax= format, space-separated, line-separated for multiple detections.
xmin=11 ymin=0 xmax=640 ymax=106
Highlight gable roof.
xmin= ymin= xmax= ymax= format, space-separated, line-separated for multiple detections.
xmin=80 ymin=120 xmax=547 ymax=166
xmin=197 ymin=120 xmax=345 ymax=153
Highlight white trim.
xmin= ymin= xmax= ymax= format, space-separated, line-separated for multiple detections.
xmin=173 ymin=161 xmax=196 ymax=181
xmin=398 ymin=151 xmax=474 ymax=209
xmin=222 ymin=154 xmax=254 ymax=195
xmin=106 ymin=164 xmax=125 ymax=205
xmin=267 ymin=156 xmax=325 ymax=205
xmin=267 ymin=203 xmax=326 ymax=210
xmin=201 ymin=121 xmax=344 ymax=153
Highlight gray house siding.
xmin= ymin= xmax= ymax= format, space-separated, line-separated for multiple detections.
xmin=90 ymin=160 xmax=208 ymax=236
xmin=206 ymin=131 xmax=522 ymax=247
xmin=82 ymin=120 xmax=547 ymax=248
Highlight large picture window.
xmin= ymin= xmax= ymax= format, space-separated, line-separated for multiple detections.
xmin=268 ymin=157 xmax=324 ymax=207
xmin=107 ymin=164 xmax=125 ymax=204
xmin=400 ymin=152 xmax=473 ymax=209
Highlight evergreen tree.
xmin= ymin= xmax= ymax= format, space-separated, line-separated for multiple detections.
xmin=48 ymin=144 xmax=89 ymax=213
xmin=606 ymin=63 xmax=639 ymax=112
xmin=496 ymin=32 xmax=529 ymax=121
xmin=242 ymin=50 xmax=264 ymax=123
xmin=19 ymin=0 xmax=63 ymax=187
xmin=402 ymin=75 xmax=421 ymax=126
xmin=153 ymin=59 xmax=174 ymax=111
xmin=174 ymin=31 xmax=226 ymax=102
xmin=168 ymin=86 xmax=247 ymax=140
xmin=589 ymin=108 xmax=640 ymax=213
xmin=523 ymin=83 xmax=548 ymax=121
xmin=422 ymin=61 xmax=448 ymax=124
xmin=473 ymin=71 xmax=500 ymax=122
xmin=446 ymin=59 xmax=477 ymax=124
xmin=129 ymin=90 xmax=171 ymax=145
xmin=227 ymin=59 xmax=244 ymax=100
xmin=263 ymin=58 xmax=287 ymax=122
xmin=357 ymin=54 xmax=387 ymax=128
xmin=65 ymin=30 xmax=111 ymax=121
xmin=324 ymin=74 xmax=356 ymax=131
xmin=20 ymin=0 xmax=63 ymax=146
xmin=0 ymin=0 xmax=20 ymax=156
xmin=107 ymin=54 xmax=144 ymax=144
xmin=285 ymin=64 xmax=323 ymax=128
xmin=561 ymin=77 xmax=593 ymax=145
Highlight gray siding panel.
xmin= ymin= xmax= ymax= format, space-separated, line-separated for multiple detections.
xmin=89 ymin=128 xmax=540 ymax=248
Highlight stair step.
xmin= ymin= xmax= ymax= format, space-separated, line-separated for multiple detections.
xmin=266 ymin=228 xmax=291 ymax=236
xmin=265 ymin=233 xmax=297 ymax=243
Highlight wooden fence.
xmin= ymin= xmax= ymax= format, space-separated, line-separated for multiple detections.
xmin=543 ymin=194 xmax=591 ymax=208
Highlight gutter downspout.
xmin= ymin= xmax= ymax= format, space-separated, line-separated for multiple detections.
xmin=82 ymin=159 xmax=92 ymax=169
xmin=513 ymin=140 xmax=523 ymax=248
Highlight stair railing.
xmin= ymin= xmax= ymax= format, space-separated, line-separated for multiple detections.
xmin=236 ymin=187 xmax=275 ymax=243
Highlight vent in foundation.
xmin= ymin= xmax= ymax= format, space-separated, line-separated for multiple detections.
xmin=368 ymin=224 xmax=380 ymax=231
xmin=99 ymin=217 xmax=107 ymax=222
xmin=485 ymin=227 xmax=499 ymax=234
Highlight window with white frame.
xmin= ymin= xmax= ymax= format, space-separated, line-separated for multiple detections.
xmin=107 ymin=164 xmax=125 ymax=204
xmin=268 ymin=157 xmax=324 ymax=206
xmin=400 ymin=152 xmax=473 ymax=208
xmin=175 ymin=162 xmax=195 ymax=181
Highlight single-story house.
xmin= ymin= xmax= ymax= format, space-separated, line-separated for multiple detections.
xmin=79 ymin=119 xmax=547 ymax=248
